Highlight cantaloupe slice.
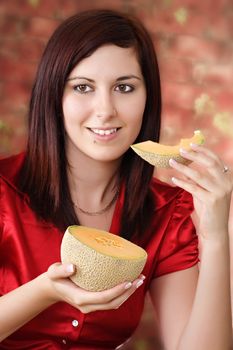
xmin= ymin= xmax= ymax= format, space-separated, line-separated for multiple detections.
xmin=60 ymin=225 xmax=147 ymax=292
xmin=131 ymin=130 xmax=205 ymax=168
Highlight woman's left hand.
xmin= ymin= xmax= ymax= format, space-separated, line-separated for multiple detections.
xmin=169 ymin=143 xmax=233 ymax=241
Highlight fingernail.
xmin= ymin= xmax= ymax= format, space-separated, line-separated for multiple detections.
xmin=125 ymin=282 xmax=132 ymax=289
xmin=190 ymin=143 xmax=198 ymax=148
xmin=171 ymin=177 xmax=177 ymax=183
xmin=136 ymin=280 xmax=144 ymax=288
xmin=169 ymin=158 xmax=177 ymax=166
xmin=66 ymin=264 xmax=74 ymax=273
xmin=180 ymin=147 xmax=188 ymax=154
xmin=140 ymin=274 xmax=146 ymax=280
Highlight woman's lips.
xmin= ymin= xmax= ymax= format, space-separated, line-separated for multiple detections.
xmin=90 ymin=128 xmax=118 ymax=136
xmin=87 ymin=127 xmax=121 ymax=141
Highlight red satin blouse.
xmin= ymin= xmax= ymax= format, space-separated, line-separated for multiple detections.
xmin=0 ymin=153 xmax=198 ymax=350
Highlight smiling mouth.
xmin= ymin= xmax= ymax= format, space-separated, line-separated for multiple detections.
xmin=88 ymin=128 xmax=121 ymax=136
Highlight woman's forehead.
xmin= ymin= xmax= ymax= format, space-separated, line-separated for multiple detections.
xmin=69 ymin=45 xmax=142 ymax=79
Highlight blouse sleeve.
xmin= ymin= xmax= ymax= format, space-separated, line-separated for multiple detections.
xmin=153 ymin=189 xmax=199 ymax=278
xmin=0 ymin=179 xmax=3 ymax=243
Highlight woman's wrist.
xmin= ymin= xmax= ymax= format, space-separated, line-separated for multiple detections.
xmin=199 ymin=232 xmax=230 ymax=259
xmin=199 ymin=229 xmax=229 ymax=245
xmin=33 ymin=272 xmax=59 ymax=306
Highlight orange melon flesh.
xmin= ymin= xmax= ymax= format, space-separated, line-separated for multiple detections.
xmin=131 ymin=130 xmax=205 ymax=168
xmin=60 ymin=225 xmax=147 ymax=291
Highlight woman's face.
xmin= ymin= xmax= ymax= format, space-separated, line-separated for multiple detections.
xmin=62 ymin=44 xmax=146 ymax=163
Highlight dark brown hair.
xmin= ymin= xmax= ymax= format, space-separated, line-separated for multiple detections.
xmin=20 ymin=9 xmax=161 ymax=240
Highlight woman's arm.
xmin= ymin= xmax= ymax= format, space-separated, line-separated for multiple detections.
xmin=0 ymin=263 xmax=145 ymax=341
xmin=150 ymin=238 xmax=231 ymax=350
xmin=0 ymin=272 xmax=56 ymax=341
xmin=150 ymin=144 xmax=233 ymax=350
xmin=178 ymin=236 xmax=231 ymax=350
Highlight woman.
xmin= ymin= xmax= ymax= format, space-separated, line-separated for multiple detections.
xmin=0 ymin=9 xmax=232 ymax=350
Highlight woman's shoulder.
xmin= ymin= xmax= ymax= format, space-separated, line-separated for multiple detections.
xmin=150 ymin=176 xmax=193 ymax=211
xmin=0 ymin=152 xmax=25 ymax=187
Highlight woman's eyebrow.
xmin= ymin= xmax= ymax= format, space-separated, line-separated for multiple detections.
xmin=67 ymin=74 xmax=142 ymax=82
xmin=116 ymin=75 xmax=142 ymax=81
xmin=67 ymin=76 xmax=95 ymax=82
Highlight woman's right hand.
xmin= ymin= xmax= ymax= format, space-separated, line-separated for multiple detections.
xmin=44 ymin=262 xmax=145 ymax=314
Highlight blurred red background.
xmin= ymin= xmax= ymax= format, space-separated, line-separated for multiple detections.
xmin=0 ymin=0 xmax=233 ymax=349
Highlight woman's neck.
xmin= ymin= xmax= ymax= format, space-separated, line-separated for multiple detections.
xmin=66 ymin=147 xmax=121 ymax=212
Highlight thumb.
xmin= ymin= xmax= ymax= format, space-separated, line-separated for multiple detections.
xmin=47 ymin=262 xmax=75 ymax=280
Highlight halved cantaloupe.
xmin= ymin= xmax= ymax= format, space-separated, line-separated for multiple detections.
xmin=60 ymin=225 xmax=147 ymax=292
xmin=131 ymin=130 xmax=205 ymax=168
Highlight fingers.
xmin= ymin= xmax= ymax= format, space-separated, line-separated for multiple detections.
xmin=169 ymin=144 xmax=232 ymax=190
xmin=168 ymin=144 xmax=233 ymax=240
xmin=47 ymin=263 xmax=146 ymax=313
xmin=179 ymin=145 xmax=223 ymax=177
xmin=169 ymin=158 xmax=216 ymax=193
xmin=78 ymin=275 xmax=146 ymax=313
xmin=79 ymin=274 xmax=145 ymax=306
xmin=171 ymin=174 xmax=207 ymax=200
xmin=47 ymin=262 xmax=75 ymax=279
xmin=169 ymin=144 xmax=233 ymax=220
xmin=189 ymin=143 xmax=220 ymax=160
xmin=181 ymin=144 xmax=232 ymax=180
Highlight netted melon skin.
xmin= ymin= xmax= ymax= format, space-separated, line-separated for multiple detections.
xmin=61 ymin=231 xmax=147 ymax=292
xmin=133 ymin=149 xmax=191 ymax=168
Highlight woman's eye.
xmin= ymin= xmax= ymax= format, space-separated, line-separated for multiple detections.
xmin=116 ymin=84 xmax=134 ymax=93
xmin=73 ymin=84 xmax=93 ymax=93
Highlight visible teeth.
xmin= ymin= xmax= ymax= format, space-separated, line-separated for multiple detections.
xmin=91 ymin=128 xmax=117 ymax=135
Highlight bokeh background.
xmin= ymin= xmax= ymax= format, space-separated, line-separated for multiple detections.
xmin=0 ymin=0 xmax=233 ymax=349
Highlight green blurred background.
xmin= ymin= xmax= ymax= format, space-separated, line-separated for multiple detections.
xmin=0 ymin=0 xmax=233 ymax=349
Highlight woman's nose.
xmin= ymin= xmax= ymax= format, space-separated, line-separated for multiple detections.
xmin=94 ymin=92 xmax=117 ymax=119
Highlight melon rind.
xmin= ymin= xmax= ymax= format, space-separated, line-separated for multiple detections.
xmin=60 ymin=226 xmax=147 ymax=292
xmin=131 ymin=148 xmax=191 ymax=168
xmin=131 ymin=130 xmax=205 ymax=168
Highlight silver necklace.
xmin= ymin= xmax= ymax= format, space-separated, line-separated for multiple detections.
xmin=73 ymin=188 xmax=119 ymax=216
